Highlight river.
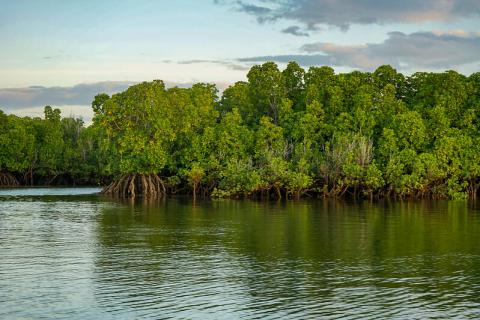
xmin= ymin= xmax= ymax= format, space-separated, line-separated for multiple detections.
xmin=1 ymin=188 xmax=480 ymax=319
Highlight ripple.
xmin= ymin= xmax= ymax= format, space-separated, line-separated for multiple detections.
xmin=1 ymin=197 xmax=480 ymax=318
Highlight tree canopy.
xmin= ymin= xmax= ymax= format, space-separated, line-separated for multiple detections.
xmin=1 ymin=62 xmax=480 ymax=200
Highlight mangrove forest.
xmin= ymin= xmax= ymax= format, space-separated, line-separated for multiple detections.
xmin=1 ymin=62 xmax=480 ymax=200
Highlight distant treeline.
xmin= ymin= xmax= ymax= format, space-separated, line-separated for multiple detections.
xmin=0 ymin=106 xmax=105 ymax=186
xmin=1 ymin=62 xmax=480 ymax=199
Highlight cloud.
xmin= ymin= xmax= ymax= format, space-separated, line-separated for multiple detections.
xmin=237 ymin=30 xmax=480 ymax=71
xmin=238 ymin=2 xmax=272 ymax=16
xmin=238 ymin=54 xmax=332 ymax=66
xmin=167 ymin=59 xmax=251 ymax=71
xmin=0 ymin=80 xmax=233 ymax=121
xmin=0 ymin=81 xmax=135 ymax=110
xmin=224 ymin=0 xmax=480 ymax=30
xmin=281 ymin=26 xmax=309 ymax=37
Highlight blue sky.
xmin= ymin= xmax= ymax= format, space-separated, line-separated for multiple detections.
xmin=1 ymin=0 xmax=480 ymax=120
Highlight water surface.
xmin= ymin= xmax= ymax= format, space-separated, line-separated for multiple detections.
xmin=1 ymin=188 xmax=480 ymax=319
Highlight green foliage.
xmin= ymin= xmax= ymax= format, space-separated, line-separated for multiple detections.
xmin=0 ymin=106 xmax=107 ymax=185
xmin=0 ymin=113 xmax=35 ymax=174
xmin=1 ymin=62 xmax=480 ymax=199
xmin=247 ymin=62 xmax=286 ymax=124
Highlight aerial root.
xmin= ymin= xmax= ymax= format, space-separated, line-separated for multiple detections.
xmin=102 ymin=173 xmax=165 ymax=198
xmin=0 ymin=172 xmax=19 ymax=187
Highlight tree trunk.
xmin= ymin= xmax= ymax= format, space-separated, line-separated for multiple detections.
xmin=275 ymin=185 xmax=282 ymax=200
xmin=295 ymin=190 xmax=301 ymax=200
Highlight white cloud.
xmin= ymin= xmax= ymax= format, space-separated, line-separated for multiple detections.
xmin=238 ymin=31 xmax=480 ymax=72
xmin=226 ymin=0 xmax=480 ymax=30
xmin=0 ymin=82 xmax=134 ymax=109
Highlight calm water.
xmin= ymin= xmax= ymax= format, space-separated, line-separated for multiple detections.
xmin=1 ymin=189 xmax=480 ymax=319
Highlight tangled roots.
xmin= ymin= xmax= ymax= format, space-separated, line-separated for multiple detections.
xmin=102 ymin=173 xmax=165 ymax=198
xmin=0 ymin=172 xmax=19 ymax=187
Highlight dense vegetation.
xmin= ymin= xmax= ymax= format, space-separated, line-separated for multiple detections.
xmin=1 ymin=63 xmax=480 ymax=199
xmin=0 ymin=106 xmax=105 ymax=187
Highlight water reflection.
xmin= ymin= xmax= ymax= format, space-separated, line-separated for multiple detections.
xmin=93 ymin=199 xmax=480 ymax=319
xmin=1 ymin=192 xmax=480 ymax=319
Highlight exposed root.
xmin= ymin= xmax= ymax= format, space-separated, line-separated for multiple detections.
xmin=0 ymin=172 xmax=19 ymax=187
xmin=102 ymin=173 xmax=165 ymax=198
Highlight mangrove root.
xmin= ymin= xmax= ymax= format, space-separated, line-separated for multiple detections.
xmin=102 ymin=173 xmax=165 ymax=198
xmin=0 ymin=172 xmax=19 ymax=187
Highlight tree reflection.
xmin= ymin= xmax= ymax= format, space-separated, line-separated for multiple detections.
xmin=92 ymin=199 xmax=480 ymax=317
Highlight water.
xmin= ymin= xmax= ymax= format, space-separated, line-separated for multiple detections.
xmin=1 ymin=189 xmax=480 ymax=319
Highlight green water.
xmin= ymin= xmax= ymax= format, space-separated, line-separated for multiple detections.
xmin=1 ymin=188 xmax=480 ymax=319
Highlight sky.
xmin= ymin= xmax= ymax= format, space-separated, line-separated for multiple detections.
xmin=1 ymin=0 xmax=480 ymax=121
